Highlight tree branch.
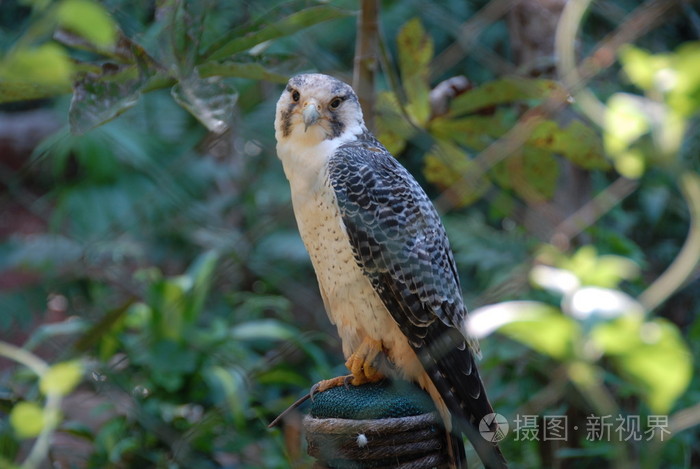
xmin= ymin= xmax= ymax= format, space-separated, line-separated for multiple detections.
xmin=353 ymin=0 xmax=379 ymax=132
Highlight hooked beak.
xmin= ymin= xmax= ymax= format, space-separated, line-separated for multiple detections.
xmin=302 ymin=102 xmax=321 ymax=131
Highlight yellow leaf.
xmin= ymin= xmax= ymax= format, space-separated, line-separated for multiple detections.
xmin=423 ymin=141 xmax=489 ymax=207
xmin=57 ymin=0 xmax=118 ymax=48
xmin=528 ymin=119 xmax=609 ymax=170
xmin=375 ymin=91 xmax=414 ymax=154
xmin=0 ymin=43 xmax=73 ymax=87
xmin=593 ymin=317 xmax=692 ymax=413
xmin=429 ymin=115 xmax=504 ymax=150
xmin=495 ymin=303 xmax=579 ymax=360
xmin=619 ymin=45 xmax=658 ymax=91
xmin=449 ymin=78 xmax=566 ymax=117
xmin=40 ymin=361 xmax=83 ymax=396
xmin=507 ymin=147 xmax=559 ymax=202
xmin=561 ymin=245 xmax=639 ymax=287
xmin=397 ymin=18 xmax=432 ymax=126
xmin=10 ymin=402 xmax=45 ymax=438
xmin=605 ymin=94 xmax=650 ymax=154
xmin=668 ymin=42 xmax=700 ymax=117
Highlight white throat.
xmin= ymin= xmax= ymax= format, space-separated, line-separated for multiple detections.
xmin=276 ymin=119 xmax=365 ymax=193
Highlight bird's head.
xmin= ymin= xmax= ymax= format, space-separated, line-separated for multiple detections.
xmin=274 ymin=74 xmax=365 ymax=150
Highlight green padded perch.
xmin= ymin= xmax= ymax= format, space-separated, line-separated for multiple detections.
xmin=304 ymin=380 xmax=454 ymax=469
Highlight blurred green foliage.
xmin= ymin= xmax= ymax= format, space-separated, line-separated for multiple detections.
xmin=0 ymin=1 xmax=699 ymax=468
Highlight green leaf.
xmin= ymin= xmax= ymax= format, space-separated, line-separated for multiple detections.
xmin=171 ymin=73 xmax=238 ymax=133
xmin=423 ymin=140 xmax=490 ymax=207
xmin=375 ymin=91 xmax=415 ymax=154
xmin=150 ymin=278 xmax=187 ymax=340
xmin=619 ymin=42 xmax=700 ymax=117
xmin=592 ymin=317 xmax=692 ymax=413
xmin=40 ymin=361 xmax=83 ymax=396
xmin=0 ymin=82 xmax=72 ymax=104
xmin=449 ymin=78 xmax=566 ymax=117
xmin=69 ymin=64 xmax=149 ymax=135
xmin=497 ymin=303 xmax=579 ymax=360
xmin=0 ymin=43 xmax=73 ymax=88
xmin=24 ymin=319 xmax=90 ymax=352
xmin=204 ymin=5 xmax=354 ymax=61
xmin=10 ymin=402 xmax=45 ymax=438
xmin=591 ymin=315 xmax=643 ymax=355
xmin=605 ymin=93 xmax=650 ymax=154
xmin=183 ymin=250 xmax=219 ymax=323
xmin=619 ymin=45 xmax=659 ymax=91
xmin=561 ymin=245 xmax=639 ymax=288
xmin=230 ymin=319 xmax=297 ymax=342
xmin=493 ymin=147 xmax=559 ymax=202
xmin=204 ymin=366 xmax=248 ymax=428
xmin=110 ymin=437 xmax=140 ymax=462
xmin=124 ymin=303 xmax=152 ymax=330
xmin=604 ymin=93 xmax=650 ymax=178
xmin=397 ymin=18 xmax=433 ymax=126
xmin=429 ymin=115 xmax=505 ymax=150
xmin=519 ymin=147 xmax=559 ymax=201
xmin=529 ymin=119 xmax=610 ymax=170
xmin=149 ymin=340 xmax=198 ymax=374
xmin=57 ymin=0 xmax=118 ymax=48
xmin=257 ymin=368 xmax=308 ymax=387
xmin=667 ymin=41 xmax=700 ymax=117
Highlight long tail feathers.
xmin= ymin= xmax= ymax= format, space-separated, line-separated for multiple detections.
xmin=419 ymin=324 xmax=508 ymax=469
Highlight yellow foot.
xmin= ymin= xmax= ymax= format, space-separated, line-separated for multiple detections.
xmin=310 ymin=337 xmax=386 ymax=399
xmin=345 ymin=337 xmax=384 ymax=385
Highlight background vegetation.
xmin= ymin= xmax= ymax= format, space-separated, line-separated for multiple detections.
xmin=0 ymin=0 xmax=698 ymax=468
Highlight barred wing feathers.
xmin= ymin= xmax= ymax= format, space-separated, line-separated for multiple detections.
xmin=327 ymin=136 xmax=494 ymax=430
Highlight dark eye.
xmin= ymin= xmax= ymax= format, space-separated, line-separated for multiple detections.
xmin=291 ymin=90 xmax=300 ymax=102
xmin=330 ymin=97 xmax=342 ymax=109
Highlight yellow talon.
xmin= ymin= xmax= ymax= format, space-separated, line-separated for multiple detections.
xmin=311 ymin=337 xmax=385 ymax=396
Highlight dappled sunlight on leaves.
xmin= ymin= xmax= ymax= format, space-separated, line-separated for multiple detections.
xmin=592 ymin=317 xmax=692 ymax=414
xmin=2 ymin=2 xmax=699 ymax=467
xmin=537 ymin=245 xmax=640 ymax=289
xmin=606 ymin=42 xmax=700 ymax=178
xmin=604 ymin=93 xmax=652 ymax=178
xmin=620 ymin=42 xmax=700 ymax=118
xmin=474 ymin=243 xmax=692 ymax=417
xmin=468 ymin=301 xmax=579 ymax=360
xmin=564 ymin=287 xmax=644 ymax=321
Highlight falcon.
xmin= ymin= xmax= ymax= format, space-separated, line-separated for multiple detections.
xmin=274 ymin=73 xmax=506 ymax=468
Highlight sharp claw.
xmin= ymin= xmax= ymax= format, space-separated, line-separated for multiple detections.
xmin=344 ymin=375 xmax=354 ymax=388
xmin=268 ymin=391 xmax=312 ymax=428
xmin=309 ymin=383 xmax=321 ymax=401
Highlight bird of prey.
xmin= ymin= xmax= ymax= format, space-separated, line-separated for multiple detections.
xmin=274 ymin=73 xmax=506 ymax=468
